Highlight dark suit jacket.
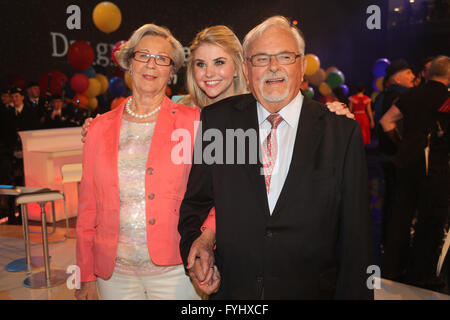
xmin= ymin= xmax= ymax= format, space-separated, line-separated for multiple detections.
xmin=178 ymin=93 xmax=374 ymax=299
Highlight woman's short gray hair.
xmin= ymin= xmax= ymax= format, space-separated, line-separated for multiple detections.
xmin=115 ymin=24 xmax=185 ymax=73
xmin=242 ymin=16 xmax=306 ymax=58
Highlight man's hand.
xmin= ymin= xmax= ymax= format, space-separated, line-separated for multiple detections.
xmin=186 ymin=228 xmax=216 ymax=287
xmin=326 ymin=102 xmax=355 ymax=119
xmin=75 ymin=281 xmax=99 ymax=300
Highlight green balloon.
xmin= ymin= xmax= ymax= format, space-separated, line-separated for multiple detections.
xmin=305 ymin=87 xmax=314 ymax=98
xmin=326 ymin=70 xmax=345 ymax=89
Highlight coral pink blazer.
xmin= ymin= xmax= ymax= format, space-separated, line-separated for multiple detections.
xmin=76 ymin=96 xmax=215 ymax=282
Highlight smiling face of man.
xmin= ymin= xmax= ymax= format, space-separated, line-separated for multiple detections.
xmin=243 ymin=26 xmax=306 ymax=114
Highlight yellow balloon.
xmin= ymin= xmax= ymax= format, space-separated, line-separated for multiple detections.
xmin=85 ymin=78 xmax=102 ymax=98
xmin=304 ymin=54 xmax=320 ymax=76
xmin=88 ymin=97 xmax=98 ymax=110
xmin=319 ymin=82 xmax=332 ymax=96
xmin=125 ymin=72 xmax=133 ymax=90
xmin=95 ymin=74 xmax=109 ymax=94
xmin=376 ymin=76 xmax=384 ymax=92
xmin=92 ymin=2 xmax=122 ymax=34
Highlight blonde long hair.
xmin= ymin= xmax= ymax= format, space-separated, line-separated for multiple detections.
xmin=184 ymin=25 xmax=248 ymax=107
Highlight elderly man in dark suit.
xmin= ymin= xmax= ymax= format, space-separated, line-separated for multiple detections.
xmin=178 ymin=16 xmax=374 ymax=300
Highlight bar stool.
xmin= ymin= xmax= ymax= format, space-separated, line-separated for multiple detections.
xmin=60 ymin=163 xmax=82 ymax=239
xmin=16 ymin=190 xmax=69 ymax=288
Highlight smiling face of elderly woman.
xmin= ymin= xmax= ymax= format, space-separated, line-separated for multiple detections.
xmin=129 ymin=35 xmax=174 ymax=98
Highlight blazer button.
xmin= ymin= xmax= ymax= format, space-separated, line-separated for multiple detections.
xmin=146 ymin=167 xmax=154 ymax=175
xmin=147 ymin=193 xmax=155 ymax=200
xmin=148 ymin=218 xmax=156 ymax=225
xmin=265 ymin=230 xmax=273 ymax=238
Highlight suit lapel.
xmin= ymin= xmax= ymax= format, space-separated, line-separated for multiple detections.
xmin=271 ymin=96 xmax=326 ymax=217
xmin=231 ymin=95 xmax=271 ymax=216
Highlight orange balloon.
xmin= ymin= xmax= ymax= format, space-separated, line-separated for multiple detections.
xmin=73 ymin=93 xmax=89 ymax=108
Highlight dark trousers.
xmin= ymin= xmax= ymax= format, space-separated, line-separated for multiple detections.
xmin=382 ymin=163 xmax=424 ymax=279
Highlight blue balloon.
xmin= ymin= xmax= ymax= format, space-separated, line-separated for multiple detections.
xmin=372 ymin=58 xmax=390 ymax=78
xmin=339 ymin=84 xmax=349 ymax=96
xmin=109 ymin=77 xmax=126 ymax=97
xmin=82 ymin=67 xmax=96 ymax=79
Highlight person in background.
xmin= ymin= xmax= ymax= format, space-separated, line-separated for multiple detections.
xmin=349 ymin=84 xmax=375 ymax=145
xmin=43 ymin=95 xmax=71 ymax=129
xmin=26 ymin=81 xmax=47 ymax=125
xmin=9 ymin=87 xmax=39 ymax=186
xmin=380 ymin=56 xmax=449 ymax=290
xmin=1 ymin=88 xmax=13 ymax=109
xmin=373 ymin=59 xmax=415 ymax=249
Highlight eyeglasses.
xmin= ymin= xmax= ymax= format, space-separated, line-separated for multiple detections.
xmin=132 ymin=51 xmax=173 ymax=66
xmin=247 ymin=52 xmax=303 ymax=67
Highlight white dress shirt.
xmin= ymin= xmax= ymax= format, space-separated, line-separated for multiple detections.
xmin=257 ymin=92 xmax=303 ymax=215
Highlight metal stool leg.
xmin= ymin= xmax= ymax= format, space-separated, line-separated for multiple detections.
xmin=23 ymin=201 xmax=68 ymax=289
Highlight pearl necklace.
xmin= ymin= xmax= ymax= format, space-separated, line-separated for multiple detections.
xmin=125 ymin=97 xmax=160 ymax=119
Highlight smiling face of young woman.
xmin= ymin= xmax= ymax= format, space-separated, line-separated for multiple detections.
xmin=193 ymin=43 xmax=237 ymax=106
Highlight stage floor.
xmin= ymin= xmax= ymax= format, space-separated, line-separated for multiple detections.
xmin=0 ymin=224 xmax=448 ymax=300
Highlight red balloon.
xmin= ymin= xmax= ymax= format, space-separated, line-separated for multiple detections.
xmin=67 ymin=41 xmax=95 ymax=71
xmin=73 ymin=93 xmax=89 ymax=108
xmin=70 ymin=74 xmax=90 ymax=93
xmin=111 ymin=40 xmax=126 ymax=68
xmin=39 ymin=70 xmax=68 ymax=95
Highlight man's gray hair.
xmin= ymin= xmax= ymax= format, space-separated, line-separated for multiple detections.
xmin=429 ymin=55 xmax=450 ymax=79
xmin=242 ymin=16 xmax=306 ymax=58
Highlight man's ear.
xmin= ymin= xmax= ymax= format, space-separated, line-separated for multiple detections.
xmin=242 ymin=61 xmax=250 ymax=86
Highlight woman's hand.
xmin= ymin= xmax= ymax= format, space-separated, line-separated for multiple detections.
xmin=75 ymin=280 xmax=99 ymax=300
xmin=326 ymin=102 xmax=355 ymax=119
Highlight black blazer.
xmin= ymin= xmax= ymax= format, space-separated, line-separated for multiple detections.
xmin=179 ymin=93 xmax=374 ymax=299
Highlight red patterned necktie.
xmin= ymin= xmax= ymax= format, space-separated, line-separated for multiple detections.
xmin=262 ymin=114 xmax=284 ymax=193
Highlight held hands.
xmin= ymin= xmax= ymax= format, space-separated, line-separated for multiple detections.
xmin=187 ymin=228 xmax=220 ymax=295
xmin=326 ymin=102 xmax=355 ymax=119
xmin=75 ymin=280 xmax=99 ymax=300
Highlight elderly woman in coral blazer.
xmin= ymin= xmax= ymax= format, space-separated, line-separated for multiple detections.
xmin=75 ymin=24 xmax=214 ymax=300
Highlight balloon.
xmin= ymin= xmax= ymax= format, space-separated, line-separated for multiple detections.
xmin=326 ymin=70 xmax=345 ymax=89
xmin=111 ymin=40 xmax=126 ymax=68
xmin=85 ymin=78 xmax=102 ymax=98
xmin=304 ymin=86 xmax=314 ymax=99
xmin=124 ymin=72 xmax=133 ymax=90
xmin=82 ymin=67 xmax=96 ymax=79
xmin=325 ymin=66 xmax=339 ymax=77
xmin=9 ymin=74 xmax=27 ymax=89
xmin=371 ymin=91 xmax=380 ymax=101
xmin=88 ymin=97 xmax=98 ymax=110
xmin=39 ymin=70 xmax=68 ymax=95
xmin=372 ymin=58 xmax=391 ymax=78
xmin=304 ymin=54 xmax=320 ymax=76
xmin=67 ymin=41 xmax=94 ymax=71
xmin=70 ymin=75 xmax=88 ymax=91
xmin=70 ymin=74 xmax=90 ymax=94
xmin=319 ymin=82 xmax=332 ymax=96
xmin=339 ymin=84 xmax=349 ymax=96
xmin=93 ymin=2 xmax=122 ymax=34
xmin=376 ymin=76 xmax=384 ymax=92
xmin=108 ymin=77 xmax=126 ymax=97
xmin=305 ymin=68 xmax=326 ymax=87
xmin=95 ymin=74 xmax=109 ymax=94
xmin=73 ymin=93 xmax=89 ymax=108
xmin=111 ymin=96 xmax=126 ymax=110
